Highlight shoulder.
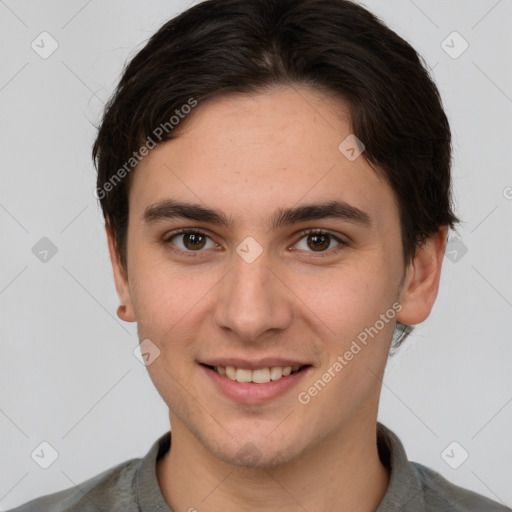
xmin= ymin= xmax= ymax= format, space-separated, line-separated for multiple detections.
xmin=376 ymin=422 xmax=510 ymax=512
xmin=6 ymin=458 xmax=141 ymax=512
xmin=411 ymin=461 xmax=511 ymax=512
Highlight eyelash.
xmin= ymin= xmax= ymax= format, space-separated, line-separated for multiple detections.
xmin=163 ymin=228 xmax=348 ymax=259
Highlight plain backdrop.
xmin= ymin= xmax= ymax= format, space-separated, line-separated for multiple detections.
xmin=1 ymin=0 xmax=511 ymax=509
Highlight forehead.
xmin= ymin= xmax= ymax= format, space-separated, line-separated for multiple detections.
xmin=128 ymin=86 xmax=397 ymax=231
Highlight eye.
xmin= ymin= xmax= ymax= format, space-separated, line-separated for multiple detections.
xmin=292 ymin=229 xmax=347 ymax=256
xmin=164 ymin=229 xmax=217 ymax=257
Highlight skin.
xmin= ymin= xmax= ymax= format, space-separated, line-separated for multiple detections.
xmin=106 ymin=85 xmax=447 ymax=512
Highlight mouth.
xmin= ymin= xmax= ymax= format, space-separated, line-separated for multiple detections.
xmin=199 ymin=361 xmax=313 ymax=404
xmin=201 ymin=363 xmax=311 ymax=384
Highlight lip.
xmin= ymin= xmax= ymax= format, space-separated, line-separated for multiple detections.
xmin=199 ymin=357 xmax=309 ymax=371
xmin=200 ymin=363 xmax=313 ymax=405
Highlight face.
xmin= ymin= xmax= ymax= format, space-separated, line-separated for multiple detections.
xmin=108 ymin=86 xmax=440 ymax=469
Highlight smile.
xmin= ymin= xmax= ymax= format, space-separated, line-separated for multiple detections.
xmin=205 ymin=364 xmax=306 ymax=384
xmin=200 ymin=362 xmax=312 ymax=404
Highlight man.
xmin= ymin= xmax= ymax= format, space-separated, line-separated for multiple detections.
xmin=9 ymin=0 xmax=510 ymax=510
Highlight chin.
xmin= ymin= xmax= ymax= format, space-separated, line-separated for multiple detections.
xmin=204 ymin=431 xmax=302 ymax=470
xmin=219 ymin=445 xmax=297 ymax=470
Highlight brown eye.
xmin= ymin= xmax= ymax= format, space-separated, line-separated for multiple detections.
xmin=293 ymin=229 xmax=347 ymax=257
xmin=182 ymin=232 xmax=207 ymax=250
xmin=165 ymin=229 xmax=216 ymax=256
xmin=307 ymin=233 xmax=331 ymax=251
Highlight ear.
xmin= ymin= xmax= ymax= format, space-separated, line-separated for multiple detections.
xmin=105 ymin=222 xmax=136 ymax=323
xmin=396 ymin=226 xmax=447 ymax=325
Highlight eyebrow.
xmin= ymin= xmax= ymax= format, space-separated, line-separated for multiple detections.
xmin=141 ymin=199 xmax=372 ymax=230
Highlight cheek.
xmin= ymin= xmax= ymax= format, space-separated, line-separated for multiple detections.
xmin=293 ymin=267 xmax=397 ymax=419
xmin=130 ymin=267 xmax=204 ymax=395
xmin=129 ymin=240 xmax=190 ymax=313
xmin=291 ymin=260 xmax=398 ymax=340
xmin=129 ymin=257 xmax=221 ymax=354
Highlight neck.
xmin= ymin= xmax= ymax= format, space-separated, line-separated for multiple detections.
xmin=156 ymin=416 xmax=390 ymax=512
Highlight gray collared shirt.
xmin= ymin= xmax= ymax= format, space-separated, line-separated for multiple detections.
xmin=7 ymin=422 xmax=510 ymax=511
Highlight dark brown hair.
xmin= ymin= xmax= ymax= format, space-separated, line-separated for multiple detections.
xmin=92 ymin=0 xmax=459 ymax=348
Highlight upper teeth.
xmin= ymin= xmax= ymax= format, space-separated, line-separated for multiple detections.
xmin=216 ymin=365 xmax=302 ymax=383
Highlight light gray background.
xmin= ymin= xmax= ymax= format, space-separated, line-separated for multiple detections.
xmin=1 ymin=0 xmax=511 ymax=509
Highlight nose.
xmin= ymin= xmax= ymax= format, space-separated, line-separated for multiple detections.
xmin=213 ymin=250 xmax=294 ymax=342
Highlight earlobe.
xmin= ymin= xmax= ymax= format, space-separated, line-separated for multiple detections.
xmin=105 ymin=222 xmax=136 ymax=323
xmin=396 ymin=226 xmax=448 ymax=326
xmin=117 ymin=304 xmax=129 ymax=321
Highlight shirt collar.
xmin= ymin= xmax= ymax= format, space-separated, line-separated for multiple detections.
xmin=135 ymin=430 xmax=173 ymax=511
xmin=376 ymin=421 xmax=426 ymax=511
